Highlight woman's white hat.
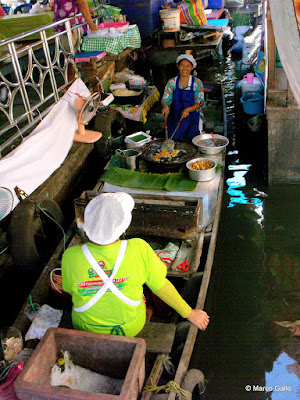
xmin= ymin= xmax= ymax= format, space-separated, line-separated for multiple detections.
xmin=176 ymin=54 xmax=197 ymax=69
xmin=83 ymin=192 xmax=135 ymax=245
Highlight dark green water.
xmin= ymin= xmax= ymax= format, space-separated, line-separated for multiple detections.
xmin=190 ymin=57 xmax=300 ymax=399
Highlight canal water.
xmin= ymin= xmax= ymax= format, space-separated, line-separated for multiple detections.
xmin=189 ymin=57 xmax=300 ymax=399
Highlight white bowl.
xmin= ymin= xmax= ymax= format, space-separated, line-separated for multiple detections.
xmin=192 ymin=134 xmax=229 ymax=155
xmin=186 ymin=157 xmax=217 ymax=182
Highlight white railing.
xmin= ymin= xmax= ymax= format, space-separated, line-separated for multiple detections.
xmin=0 ymin=8 xmax=102 ymax=158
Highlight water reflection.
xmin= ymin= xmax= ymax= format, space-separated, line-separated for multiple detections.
xmin=190 ymin=55 xmax=300 ymax=398
xmin=265 ymin=352 xmax=300 ymax=399
xmin=226 ymin=164 xmax=264 ymax=227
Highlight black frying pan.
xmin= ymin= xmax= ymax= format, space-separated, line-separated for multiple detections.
xmin=140 ymin=139 xmax=198 ymax=173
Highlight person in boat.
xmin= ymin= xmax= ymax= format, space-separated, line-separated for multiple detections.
xmin=161 ymin=54 xmax=204 ymax=141
xmin=62 ymin=192 xmax=209 ymax=337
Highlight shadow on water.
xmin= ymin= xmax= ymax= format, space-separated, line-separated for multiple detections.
xmin=190 ymin=56 xmax=300 ymax=399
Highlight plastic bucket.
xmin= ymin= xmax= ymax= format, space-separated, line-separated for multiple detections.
xmin=241 ymin=77 xmax=263 ymax=94
xmin=240 ymin=91 xmax=264 ymax=114
xmin=243 ymin=73 xmax=254 ymax=84
xmin=159 ymin=8 xmax=180 ymax=32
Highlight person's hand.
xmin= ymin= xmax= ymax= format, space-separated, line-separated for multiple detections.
xmin=162 ymin=107 xmax=169 ymax=118
xmin=90 ymin=25 xmax=99 ymax=31
xmin=181 ymin=108 xmax=190 ymax=118
xmin=187 ymin=309 xmax=210 ymax=331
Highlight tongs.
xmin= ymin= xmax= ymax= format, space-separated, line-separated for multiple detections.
xmin=161 ymin=116 xmax=183 ymax=153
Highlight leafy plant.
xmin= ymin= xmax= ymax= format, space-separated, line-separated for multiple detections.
xmin=230 ymin=12 xmax=251 ymax=28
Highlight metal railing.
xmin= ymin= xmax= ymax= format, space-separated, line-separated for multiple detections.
xmin=0 ymin=8 xmax=103 ymax=158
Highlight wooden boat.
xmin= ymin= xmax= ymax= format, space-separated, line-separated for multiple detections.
xmin=12 ymin=83 xmax=227 ymax=399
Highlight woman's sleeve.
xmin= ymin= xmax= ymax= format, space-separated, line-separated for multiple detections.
xmin=153 ymin=279 xmax=192 ymax=318
xmin=194 ymin=79 xmax=205 ymax=107
xmin=162 ymin=78 xmax=175 ymax=106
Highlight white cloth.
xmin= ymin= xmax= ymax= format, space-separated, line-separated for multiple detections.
xmin=176 ymin=54 xmax=197 ymax=68
xmin=25 ymin=304 xmax=63 ymax=340
xmin=0 ymin=79 xmax=91 ymax=210
xmin=83 ymin=192 xmax=135 ymax=245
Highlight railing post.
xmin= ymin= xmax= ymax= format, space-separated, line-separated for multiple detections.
xmin=40 ymin=29 xmax=60 ymax=102
xmin=8 ymin=42 xmax=33 ymax=124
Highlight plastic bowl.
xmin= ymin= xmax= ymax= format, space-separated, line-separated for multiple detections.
xmin=192 ymin=134 xmax=229 ymax=155
xmin=186 ymin=157 xmax=216 ymax=182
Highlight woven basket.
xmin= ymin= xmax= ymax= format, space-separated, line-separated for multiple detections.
xmin=50 ymin=268 xmax=64 ymax=294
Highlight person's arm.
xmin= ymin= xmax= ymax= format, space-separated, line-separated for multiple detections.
xmin=153 ymin=278 xmax=210 ymax=331
xmin=161 ymin=78 xmax=175 ymax=118
xmin=76 ymin=0 xmax=99 ymax=31
xmin=161 ymin=101 xmax=170 ymax=118
xmin=181 ymin=103 xmax=201 ymax=118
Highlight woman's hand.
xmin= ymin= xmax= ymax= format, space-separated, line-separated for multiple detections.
xmin=181 ymin=108 xmax=190 ymax=119
xmin=187 ymin=309 xmax=210 ymax=331
xmin=162 ymin=106 xmax=170 ymax=118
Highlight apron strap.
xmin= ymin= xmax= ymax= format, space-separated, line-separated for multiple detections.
xmin=74 ymin=241 xmax=142 ymax=312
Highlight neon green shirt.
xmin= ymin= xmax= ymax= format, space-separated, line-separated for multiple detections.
xmin=62 ymin=238 xmax=167 ymax=337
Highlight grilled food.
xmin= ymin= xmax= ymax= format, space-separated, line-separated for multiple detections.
xmin=152 ymin=149 xmax=181 ymax=162
xmin=189 ymin=160 xmax=214 ymax=170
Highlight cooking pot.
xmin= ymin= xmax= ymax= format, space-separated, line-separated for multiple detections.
xmin=140 ymin=139 xmax=198 ymax=173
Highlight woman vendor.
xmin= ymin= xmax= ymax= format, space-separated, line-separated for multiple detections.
xmin=161 ymin=54 xmax=204 ymax=141
xmin=62 ymin=192 xmax=209 ymax=337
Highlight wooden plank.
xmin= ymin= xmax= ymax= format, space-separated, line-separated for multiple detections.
xmin=136 ymin=322 xmax=176 ymax=354
xmin=168 ymin=173 xmax=225 ymax=400
xmin=141 ymin=355 xmax=166 ymax=400
xmin=267 ymin=2 xmax=276 ymax=89
xmin=105 ymin=48 xmax=133 ymax=61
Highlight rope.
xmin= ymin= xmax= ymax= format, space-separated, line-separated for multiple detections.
xmin=143 ymin=380 xmax=192 ymax=400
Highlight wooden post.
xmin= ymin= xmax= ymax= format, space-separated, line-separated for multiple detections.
xmin=267 ymin=0 xmax=276 ymax=90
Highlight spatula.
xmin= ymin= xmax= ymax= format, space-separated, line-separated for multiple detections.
xmin=161 ymin=117 xmax=183 ymax=153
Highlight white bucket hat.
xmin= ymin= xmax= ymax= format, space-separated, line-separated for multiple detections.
xmin=83 ymin=192 xmax=135 ymax=245
xmin=176 ymin=54 xmax=197 ymax=69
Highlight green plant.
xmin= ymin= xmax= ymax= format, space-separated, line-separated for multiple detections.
xmin=230 ymin=12 xmax=251 ymax=28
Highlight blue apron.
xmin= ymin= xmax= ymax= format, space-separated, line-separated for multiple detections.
xmin=167 ymin=76 xmax=200 ymax=141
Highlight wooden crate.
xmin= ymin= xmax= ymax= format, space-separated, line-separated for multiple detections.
xmin=14 ymin=328 xmax=146 ymax=400
xmin=74 ymin=192 xmax=202 ymax=240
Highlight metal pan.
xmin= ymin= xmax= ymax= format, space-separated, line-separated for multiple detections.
xmin=140 ymin=139 xmax=198 ymax=172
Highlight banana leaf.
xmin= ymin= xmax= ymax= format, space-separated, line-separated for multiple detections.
xmin=100 ymin=167 xmax=197 ymax=192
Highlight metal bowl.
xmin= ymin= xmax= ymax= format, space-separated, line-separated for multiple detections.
xmin=186 ymin=157 xmax=217 ymax=182
xmin=192 ymin=134 xmax=229 ymax=155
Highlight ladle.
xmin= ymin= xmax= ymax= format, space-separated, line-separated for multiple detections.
xmin=161 ymin=117 xmax=183 ymax=153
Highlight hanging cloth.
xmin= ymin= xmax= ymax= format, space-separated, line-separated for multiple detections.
xmin=74 ymin=241 xmax=142 ymax=312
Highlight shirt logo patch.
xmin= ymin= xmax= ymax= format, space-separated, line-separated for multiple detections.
xmin=88 ymin=261 xmax=106 ymax=278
